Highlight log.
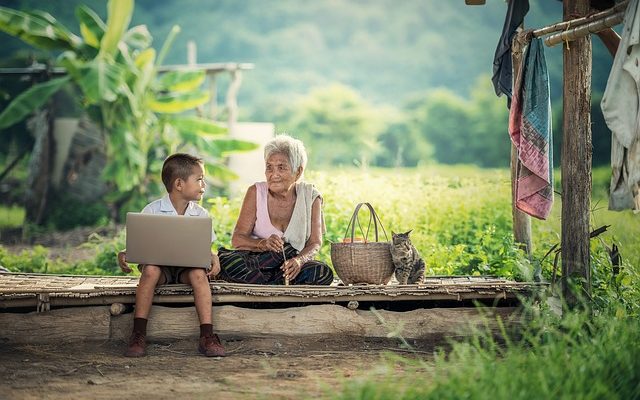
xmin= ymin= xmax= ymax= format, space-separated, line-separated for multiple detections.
xmin=109 ymin=302 xmax=127 ymax=316
xmin=0 ymin=304 xmax=521 ymax=344
xmin=0 ymin=306 xmax=110 ymax=344
xmin=110 ymin=304 xmax=521 ymax=342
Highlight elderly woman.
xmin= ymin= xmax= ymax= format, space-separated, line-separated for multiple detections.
xmin=218 ymin=135 xmax=334 ymax=285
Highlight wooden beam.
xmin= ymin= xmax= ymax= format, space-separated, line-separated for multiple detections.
xmin=0 ymin=304 xmax=521 ymax=344
xmin=561 ymin=0 xmax=592 ymax=308
xmin=0 ymin=306 xmax=111 ymax=343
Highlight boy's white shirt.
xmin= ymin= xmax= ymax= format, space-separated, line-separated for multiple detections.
xmin=141 ymin=195 xmax=217 ymax=242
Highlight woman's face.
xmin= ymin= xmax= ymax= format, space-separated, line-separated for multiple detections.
xmin=265 ymin=153 xmax=299 ymax=194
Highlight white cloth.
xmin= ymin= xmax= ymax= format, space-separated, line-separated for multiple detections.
xmin=283 ymin=182 xmax=324 ymax=252
xmin=601 ymin=0 xmax=640 ymax=211
xmin=142 ymin=195 xmax=217 ymax=242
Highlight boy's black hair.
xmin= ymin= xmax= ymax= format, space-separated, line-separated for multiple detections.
xmin=161 ymin=153 xmax=204 ymax=192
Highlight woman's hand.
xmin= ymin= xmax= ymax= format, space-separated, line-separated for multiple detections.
xmin=259 ymin=234 xmax=285 ymax=252
xmin=282 ymin=257 xmax=302 ymax=281
xmin=208 ymin=253 xmax=221 ymax=279
xmin=117 ymin=251 xmax=132 ymax=273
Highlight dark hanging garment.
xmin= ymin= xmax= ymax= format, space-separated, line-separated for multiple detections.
xmin=492 ymin=0 xmax=530 ymax=107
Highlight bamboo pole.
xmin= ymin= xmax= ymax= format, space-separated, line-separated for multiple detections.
xmin=531 ymin=0 xmax=628 ymax=47
xmin=561 ymin=0 xmax=592 ymax=309
xmin=544 ymin=10 xmax=625 ymax=47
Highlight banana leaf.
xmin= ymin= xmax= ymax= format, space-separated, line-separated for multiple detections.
xmin=60 ymin=54 xmax=125 ymax=104
xmin=76 ymin=5 xmax=106 ymax=49
xmin=204 ymin=162 xmax=239 ymax=182
xmin=124 ymin=25 xmax=152 ymax=50
xmin=0 ymin=76 xmax=71 ymax=129
xmin=148 ymin=91 xmax=210 ymax=114
xmin=99 ymin=0 xmax=133 ymax=58
xmin=0 ymin=7 xmax=81 ymax=50
xmin=180 ymin=132 xmax=258 ymax=157
xmin=158 ymin=70 xmax=206 ymax=93
xmin=168 ymin=116 xmax=227 ymax=137
xmin=206 ymin=138 xmax=259 ymax=156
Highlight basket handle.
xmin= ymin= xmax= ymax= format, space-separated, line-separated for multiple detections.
xmin=343 ymin=202 xmax=389 ymax=243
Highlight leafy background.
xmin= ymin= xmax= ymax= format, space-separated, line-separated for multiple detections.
xmin=0 ymin=0 xmax=617 ymax=168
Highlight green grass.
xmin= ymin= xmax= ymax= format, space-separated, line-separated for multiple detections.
xmin=2 ymin=165 xmax=638 ymax=287
xmin=330 ymin=305 xmax=640 ymax=400
xmin=0 ymin=205 xmax=25 ymax=228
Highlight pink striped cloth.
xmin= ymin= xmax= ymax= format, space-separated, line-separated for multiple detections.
xmin=508 ymin=38 xmax=554 ymax=220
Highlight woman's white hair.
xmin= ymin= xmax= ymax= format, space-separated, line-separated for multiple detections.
xmin=264 ymin=134 xmax=308 ymax=179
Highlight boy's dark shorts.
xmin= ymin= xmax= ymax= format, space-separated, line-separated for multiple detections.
xmin=137 ymin=264 xmax=187 ymax=284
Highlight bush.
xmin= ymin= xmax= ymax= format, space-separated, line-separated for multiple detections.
xmin=45 ymin=194 xmax=110 ymax=231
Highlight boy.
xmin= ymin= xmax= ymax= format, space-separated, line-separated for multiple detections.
xmin=117 ymin=153 xmax=225 ymax=357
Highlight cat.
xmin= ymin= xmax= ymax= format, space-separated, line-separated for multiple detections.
xmin=390 ymin=230 xmax=425 ymax=284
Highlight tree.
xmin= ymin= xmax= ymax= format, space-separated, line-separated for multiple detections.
xmin=404 ymin=76 xmax=510 ymax=168
xmin=281 ymin=84 xmax=387 ymax=168
xmin=0 ymin=0 xmax=256 ymax=223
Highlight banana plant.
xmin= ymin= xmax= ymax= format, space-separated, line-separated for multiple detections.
xmin=0 ymin=0 xmax=257 ymax=218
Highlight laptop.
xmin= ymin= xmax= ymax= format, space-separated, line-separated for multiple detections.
xmin=125 ymin=212 xmax=212 ymax=268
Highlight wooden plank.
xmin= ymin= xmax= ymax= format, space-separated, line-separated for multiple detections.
xmin=0 ymin=290 xmax=521 ymax=309
xmin=110 ymin=304 xmax=521 ymax=341
xmin=0 ymin=306 xmax=110 ymax=344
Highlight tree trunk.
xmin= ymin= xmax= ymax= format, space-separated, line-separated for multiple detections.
xmin=561 ymin=0 xmax=592 ymax=309
xmin=23 ymin=108 xmax=53 ymax=227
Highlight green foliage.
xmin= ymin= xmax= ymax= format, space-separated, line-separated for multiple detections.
xmin=309 ymin=167 xmax=527 ymax=277
xmin=279 ymin=84 xmax=388 ymax=167
xmin=0 ymin=230 xmax=126 ymax=275
xmin=206 ymin=196 xmax=242 ymax=250
xmin=4 ymin=167 xmax=638 ymax=286
xmin=332 ymin=305 xmax=640 ymax=400
xmin=72 ymin=231 xmax=127 ymax=275
xmin=45 ymin=194 xmax=109 ymax=231
xmin=404 ymin=76 xmax=511 ymax=168
xmin=0 ymin=245 xmax=67 ymax=273
xmin=0 ymin=1 xmax=257 ymax=221
xmin=1 ymin=1 xmax=618 ymax=170
xmin=0 ymin=205 xmax=25 ymax=228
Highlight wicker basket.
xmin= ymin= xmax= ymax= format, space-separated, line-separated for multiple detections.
xmin=330 ymin=203 xmax=394 ymax=285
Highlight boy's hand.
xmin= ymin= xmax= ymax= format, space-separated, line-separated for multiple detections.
xmin=208 ymin=253 xmax=221 ymax=279
xmin=117 ymin=251 xmax=132 ymax=273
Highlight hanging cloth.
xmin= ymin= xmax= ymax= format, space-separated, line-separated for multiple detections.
xmin=601 ymin=0 xmax=640 ymax=211
xmin=509 ymin=38 xmax=554 ymax=220
xmin=492 ymin=0 xmax=530 ymax=106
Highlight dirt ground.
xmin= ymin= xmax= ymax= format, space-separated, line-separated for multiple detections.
xmin=0 ymin=335 xmax=436 ymax=400
xmin=1 ymin=227 xmax=437 ymax=399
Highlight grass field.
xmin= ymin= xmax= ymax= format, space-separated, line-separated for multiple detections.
xmin=1 ymin=165 xmax=638 ymax=283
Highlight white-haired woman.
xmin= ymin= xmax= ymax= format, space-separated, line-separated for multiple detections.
xmin=218 ymin=135 xmax=333 ymax=285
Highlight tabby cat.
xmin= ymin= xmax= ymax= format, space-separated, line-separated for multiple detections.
xmin=390 ymin=230 xmax=425 ymax=284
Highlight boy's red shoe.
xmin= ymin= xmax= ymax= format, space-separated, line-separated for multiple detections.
xmin=198 ymin=334 xmax=226 ymax=357
xmin=125 ymin=332 xmax=146 ymax=357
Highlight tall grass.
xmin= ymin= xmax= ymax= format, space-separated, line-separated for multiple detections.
xmin=331 ymin=304 xmax=640 ymax=400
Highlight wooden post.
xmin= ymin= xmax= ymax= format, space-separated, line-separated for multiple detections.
xmin=226 ymin=68 xmax=242 ymax=135
xmin=561 ymin=0 xmax=592 ymax=308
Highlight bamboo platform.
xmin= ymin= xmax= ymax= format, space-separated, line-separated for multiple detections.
xmin=0 ymin=272 xmax=547 ymax=311
xmin=0 ymin=273 xmax=548 ymax=343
